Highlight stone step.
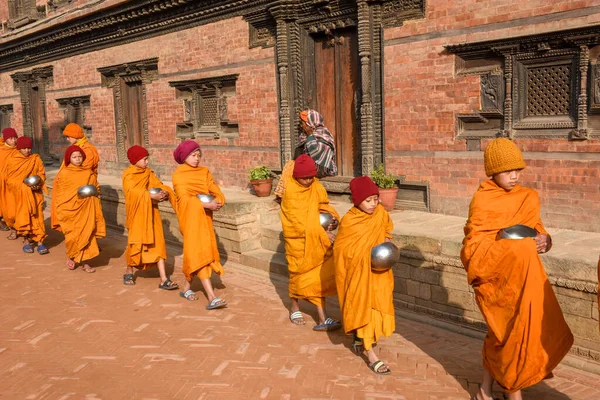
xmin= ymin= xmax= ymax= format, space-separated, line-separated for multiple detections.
xmin=260 ymin=223 xmax=285 ymax=254
xmin=239 ymin=249 xmax=288 ymax=278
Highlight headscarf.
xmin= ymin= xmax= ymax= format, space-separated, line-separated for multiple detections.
xmin=173 ymin=140 xmax=201 ymax=164
xmin=297 ymin=109 xmax=337 ymax=177
xmin=64 ymin=145 xmax=86 ymax=167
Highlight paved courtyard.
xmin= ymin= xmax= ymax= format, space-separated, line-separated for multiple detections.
xmin=1 ymin=224 xmax=600 ymax=400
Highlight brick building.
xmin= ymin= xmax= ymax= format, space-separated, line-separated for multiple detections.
xmin=1 ymin=1 xmax=600 ymax=231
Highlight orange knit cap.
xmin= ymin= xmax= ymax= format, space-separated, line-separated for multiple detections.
xmin=484 ymin=138 xmax=526 ymax=177
xmin=63 ymin=123 xmax=84 ymax=139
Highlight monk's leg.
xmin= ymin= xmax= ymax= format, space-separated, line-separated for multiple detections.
xmin=123 ymin=266 xmax=135 ymax=286
xmin=180 ymin=277 xmax=199 ymax=301
xmin=474 ymin=366 xmax=494 ymax=400
xmin=157 ymin=259 xmax=178 ymax=289
xmin=507 ymin=391 xmax=522 ymax=400
xmin=316 ymin=302 xmax=326 ymax=325
xmin=289 ymin=297 xmax=305 ymax=324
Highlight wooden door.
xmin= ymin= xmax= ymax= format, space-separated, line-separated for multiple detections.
xmin=29 ymin=86 xmax=44 ymax=155
xmin=121 ymin=81 xmax=144 ymax=149
xmin=313 ymin=30 xmax=359 ymax=177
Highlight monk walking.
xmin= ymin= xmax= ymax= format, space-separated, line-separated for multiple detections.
xmin=172 ymin=140 xmax=227 ymax=309
xmin=334 ymin=176 xmax=395 ymax=375
xmin=280 ymin=154 xmax=341 ymax=331
xmin=52 ymin=145 xmax=106 ymax=273
xmin=461 ymin=138 xmax=573 ymax=400
xmin=122 ymin=145 xmax=178 ymax=289
xmin=0 ymin=128 xmax=18 ymax=232
xmin=2 ymin=136 xmax=49 ymax=254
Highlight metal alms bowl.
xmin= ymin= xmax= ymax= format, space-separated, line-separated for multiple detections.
xmin=77 ymin=185 xmax=99 ymax=198
xmin=498 ymin=224 xmax=537 ymax=240
xmin=319 ymin=212 xmax=334 ymax=230
xmin=23 ymin=175 xmax=42 ymax=187
xmin=148 ymin=188 xmax=162 ymax=195
xmin=197 ymin=194 xmax=215 ymax=203
xmin=371 ymin=242 xmax=400 ymax=272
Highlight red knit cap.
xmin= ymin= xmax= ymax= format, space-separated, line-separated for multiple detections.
xmin=64 ymin=145 xmax=86 ymax=166
xmin=2 ymin=128 xmax=17 ymax=140
xmin=350 ymin=176 xmax=380 ymax=206
xmin=16 ymin=136 xmax=33 ymax=150
xmin=127 ymin=145 xmax=149 ymax=165
xmin=63 ymin=123 xmax=85 ymax=139
xmin=173 ymin=140 xmax=200 ymax=164
xmin=293 ymin=154 xmax=317 ymax=178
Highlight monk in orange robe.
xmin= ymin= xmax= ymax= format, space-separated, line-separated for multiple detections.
xmin=461 ymin=138 xmax=573 ymax=400
xmin=122 ymin=145 xmax=178 ymax=290
xmin=172 ymin=140 xmax=227 ymax=309
xmin=335 ymin=176 xmax=395 ymax=375
xmin=51 ymin=123 xmax=99 ymax=231
xmin=280 ymin=154 xmax=341 ymax=331
xmin=2 ymin=136 xmax=49 ymax=254
xmin=52 ymin=145 xmax=106 ymax=273
xmin=0 ymin=128 xmax=18 ymax=232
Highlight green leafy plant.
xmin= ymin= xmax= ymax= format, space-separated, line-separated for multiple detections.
xmin=371 ymin=164 xmax=397 ymax=189
xmin=249 ymin=165 xmax=272 ymax=181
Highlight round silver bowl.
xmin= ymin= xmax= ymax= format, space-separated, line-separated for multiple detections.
xmin=77 ymin=185 xmax=99 ymax=198
xmin=498 ymin=224 xmax=537 ymax=240
xmin=23 ymin=175 xmax=42 ymax=187
xmin=148 ymin=188 xmax=162 ymax=195
xmin=371 ymin=242 xmax=400 ymax=272
xmin=197 ymin=194 xmax=215 ymax=203
xmin=319 ymin=212 xmax=334 ymax=230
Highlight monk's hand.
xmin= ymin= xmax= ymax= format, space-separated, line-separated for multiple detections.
xmin=159 ymin=191 xmax=169 ymax=201
xmin=535 ymin=233 xmax=550 ymax=253
xmin=150 ymin=192 xmax=164 ymax=202
xmin=29 ymin=184 xmax=41 ymax=191
xmin=326 ymin=231 xmax=336 ymax=242
xmin=204 ymin=200 xmax=222 ymax=211
xmin=327 ymin=217 xmax=339 ymax=231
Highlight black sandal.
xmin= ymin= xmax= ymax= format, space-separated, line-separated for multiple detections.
xmin=123 ymin=273 xmax=135 ymax=286
xmin=158 ymin=278 xmax=178 ymax=290
xmin=352 ymin=333 xmax=364 ymax=354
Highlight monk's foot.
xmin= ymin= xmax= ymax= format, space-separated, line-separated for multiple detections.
xmin=473 ymin=389 xmax=495 ymax=400
xmin=289 ymin=310 xmax=305 ymax=325
xmin=7 ymin=230 xmax=17 ymax=240
xmin=80 ymin=264 xmax=96 ymax=273
xmin=368 ymin=360 xmax=391 ymax=375
xmin=158 ymin=278 xmax=179 ymax=290
xmin=123 ymin=273 xmax=135 ymax=286
xmin=352 ymin=334 xmax=364 ymax=354
xmin=0 ymin=220 xmax=9 ymax=231
xmin=66 ymin=258 xmax=76 ymax=270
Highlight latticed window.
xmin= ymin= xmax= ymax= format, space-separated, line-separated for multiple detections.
xmin=526 ymin=66 xmax=571 ymax=117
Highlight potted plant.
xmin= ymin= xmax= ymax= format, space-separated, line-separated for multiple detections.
xmin=249 ymin=165 xmax=274 ymax=197
xmin=371 ymin=164 xmax=398 ymax=211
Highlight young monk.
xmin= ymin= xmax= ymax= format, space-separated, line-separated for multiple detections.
xmin=461 ymin=138 xmax=573 ymax=400
xmin=172 ymin=140 xmax=227 ymax=309
xmin=280 ymin=154 xmax=341 ymax=331
xmin=2 ymin=136 xmax=49 ymax=254
xmin=122 ymin=145 xmax=178 ymax=289
xmin=0 ymin=128 xmax=18 ymax=232
xmin=334 ymin=176 xmax=395 ymax=375
xmin=52 ymin=145 xmax=106 ymax=273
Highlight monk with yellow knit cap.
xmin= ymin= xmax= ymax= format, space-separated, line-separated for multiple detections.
xmin=461 ymin=138 xmax=573 ymax=400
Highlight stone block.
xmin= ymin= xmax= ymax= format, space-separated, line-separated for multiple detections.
xmin=407 ymin=280 xmax=421 ymax=298
xmin=556 ymin=294 xmax=593 ymax=319
xmin=396 ymin=234 xmax=441 ymax=254
xmin=439 ymin=272 xmax=470 ymax=291
xmin=555 ymin=287 xmax=597 ymax=302
xmin=394 ymin=293 xmax=416 ymax=305
xmin=419 ymin=283 xmax=431 ymax=300
xmin=394 ymin=277 xmax=408 ymax=295
xmin=431 ymin=285 xmax=476 ymax=311
xmin=393 ymin=263 xmax=412 ymax=279
xmin=411 ymin=267 xmax=440 ymax=285
xmin=564 ymin=314 xmax=600 ymax=342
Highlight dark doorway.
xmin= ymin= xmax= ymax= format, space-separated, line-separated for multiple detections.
xmin=120 ymin=80 xmax=144 ymax=149
xmin=28 ymin=86 xmax=45 ymax=157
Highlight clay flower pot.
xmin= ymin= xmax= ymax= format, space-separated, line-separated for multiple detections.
xmin=378 ymin=187 xmax=399 ymax=211
xmin=251 ymin=178 xmax=274 ymax=197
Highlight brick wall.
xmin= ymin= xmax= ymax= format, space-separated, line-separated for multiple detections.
xmin=383 ymin=0 xmax=600 ymax=231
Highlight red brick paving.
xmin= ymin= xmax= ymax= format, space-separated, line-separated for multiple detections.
xmin=1 ymin=224 xmax=599 ymax=399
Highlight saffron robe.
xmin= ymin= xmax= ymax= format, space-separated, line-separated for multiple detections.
xmin=122 ymin=165 xmax=176 ymax=268
xmin=334 ymin=205 xmax=395 ymax=350
xmin=461 ymin=180 xmax=573 ymax=393
xmin=52 ymin=164 xmax=106 ymax=263
xmin=3 ymin=153 xmax=48 ymax=241
xmin=0 ymin=143 xmax=17 ymax=220
xmin=280 ymin=177 xmax=339 ymax=307
xmin=172 ymin=164 xmax=225 ymax=281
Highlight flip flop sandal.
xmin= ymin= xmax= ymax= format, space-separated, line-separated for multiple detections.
xmin=352 ymin=334 xmax=364 ymax=354
xmin=313 ymin=317 xmax=342 ymax=331
xmin=289 ymin=310 xmax=305 ymax=325
xmin=7 ymin=231 xmax=18 ymax=240
xmin=206 ymin=297 xmax=227 ymax=310
xmin=368 ymin=360 xmax=391 ymax=375
xmin=180 ymin=289 xmax=198 ymax=301
xmin=158 ymin=278 xmax=178 ymax=290
xmin=123 ymin=273 xmax=135 ymax=286
xmin=22 ymin=244 xmax=34 ymax=253
xmin=66 ymin=258 xmax=76 ymax=270
xmin=37 ymin=244 xmax=49 ymax=255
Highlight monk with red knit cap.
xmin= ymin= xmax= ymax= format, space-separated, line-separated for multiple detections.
xmin=0 ymin=128 xmax=18 ymax=232
xmin=122 ymin=145 xmax=178 ymax=289
xmin=2 ymin=136 xmax=49 ymax=253
xmin=280 ymin=153 xmax=341 ymax=331
xmin=461 ymin=138 xmax=572 ymax=400
xmin=334 ymin=175 xmax=395 ymax=375
xmin=172 ymin=140 xmax=227 ymax=309
xmin=52 ymin=145 xmax=106 ymax=273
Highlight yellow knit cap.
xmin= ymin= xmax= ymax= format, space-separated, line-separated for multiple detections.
xmin=483 ymin=138 xmax=526 ymax=177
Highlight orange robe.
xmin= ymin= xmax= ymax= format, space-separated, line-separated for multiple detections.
xmin=3 ymin=153 xmax=48 ymax=241
xmin=52 ymin=164 xmax=106 ymax=263
xmin=122 ymin=165 xmax=176 ymax=269
xmin=51 ymin=138 xmax=99 ymax=230
xmin=280 ymin=178 xmax=339 ymax=307
xmin=461 ymin=180 xmax=573 ymax=393
xmin=334 ymin=205 xmax=395 ymax=350
xmin=274 ymin=160 xmax=295 ymax=198
xmin=0 ymin=143 xmax=17 ymax=220
xmin=172 ymin=164 xmax=225 ymax=281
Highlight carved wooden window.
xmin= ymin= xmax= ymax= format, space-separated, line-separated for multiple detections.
xmin=56 ymin=95 xmax=91 ymax=137
xmin=0 ymin=105 xmax=14 ymax=131
xmin=7 ymin=0 xmax=44 ymax=30
xmin=98 ymin=58 xmax=158 ymax=162
xmin=169 ymin=74 xmax=239 ymax=140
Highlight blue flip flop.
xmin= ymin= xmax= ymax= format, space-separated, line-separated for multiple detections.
xmin=22 ymin=244 xmax=34 ymax=253
xmin=313 ymin=317 xmax=342 ymax=332
xmin=37 ymin=244 xmax=49 ymax=255
xmin=206 ymin=297 xmax=227 ymax=310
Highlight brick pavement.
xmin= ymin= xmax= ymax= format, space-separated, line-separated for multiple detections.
xmin=1 ymin=224 xmax=600 ymax=400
